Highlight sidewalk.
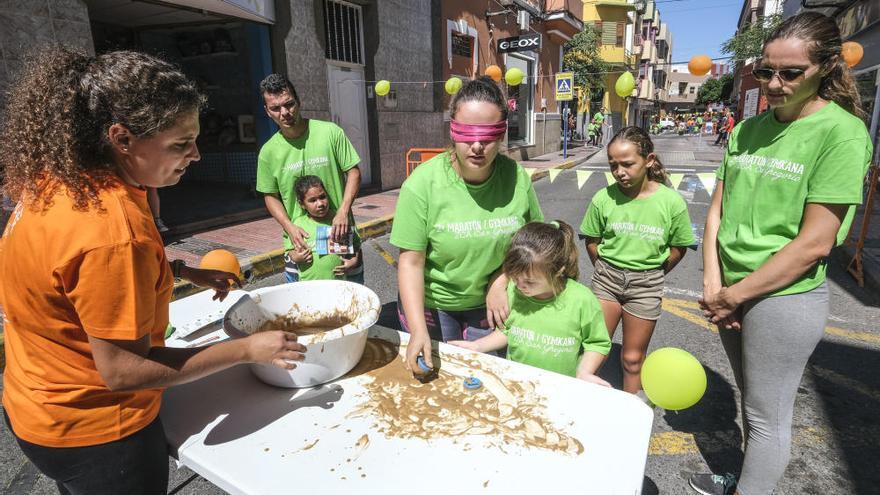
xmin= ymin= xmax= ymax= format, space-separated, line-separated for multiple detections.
xmin=167 ymin=144 xmax=602 ymax=298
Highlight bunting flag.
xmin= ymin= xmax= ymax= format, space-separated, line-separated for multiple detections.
xmin=668 ymin=173 xmax=685 ymax=191
xmin=548 ymin=168 xmax=563 ymax=183
xmin=697 ymin=173 xmax=717 ymax=196
xmin=524 ymin=167 xmax=537 ymax=178
xmin=576 ymin=170 xmax=593 ymax=189
xmin=605 ymin=172 xmax=616 ymax=186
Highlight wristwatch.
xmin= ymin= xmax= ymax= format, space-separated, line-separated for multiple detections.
xmin=170 ymin=259 xmax=186 ymax=278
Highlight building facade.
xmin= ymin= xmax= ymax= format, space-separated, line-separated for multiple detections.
xmin=729 ymin=0 xmax=781 ymax=120
xmin=581 ymin=0 xmax=638 ymax=132
xmin=665 ymin=70 xmax=710 ymax=114
xmin=441 ymin=0 xmax=583 ymax=160
xmin=630 ymin=0 xmax=672 ymax=129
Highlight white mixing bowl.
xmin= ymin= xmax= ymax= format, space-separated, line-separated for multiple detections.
xmin=223 ymin=281 xmax=381 ymax=388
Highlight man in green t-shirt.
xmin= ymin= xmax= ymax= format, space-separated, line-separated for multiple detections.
xmin=256 ymin=74 xmax=361 ymax=254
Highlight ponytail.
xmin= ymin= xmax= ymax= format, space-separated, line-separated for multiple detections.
xmin=819 ymin=57 xmax=863 ymax=118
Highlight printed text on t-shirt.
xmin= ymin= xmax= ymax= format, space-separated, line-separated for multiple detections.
xmin=434 ymin=216 xmax=523 ymax=239
xmin=728 ymin=154 xmax=805 ymax=183
xmin=284 ymin=156 xmax=330 ymax=173
xmin=608 ymin=221 xmax=665 ymax=242
xmin=508 ymin=325 xmax=579 ymax=357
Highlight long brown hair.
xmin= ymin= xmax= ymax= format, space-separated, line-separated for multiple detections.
xmin=608 ymin=126 xmax=669 ymax=184
xmin=764 ymin=11 xmax=863 ymax=117
xmin=0 ymin=48 xmax=205 ymax=211
xmin=503 ymin=220 xmax=579 ymax=295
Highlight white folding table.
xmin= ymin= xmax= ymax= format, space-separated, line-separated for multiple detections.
xmin=161 ymin=290 xmax=654 ymax=494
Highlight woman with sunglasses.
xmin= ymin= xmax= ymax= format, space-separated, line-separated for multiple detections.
xmin=391 ymin=76 xmax=543 ymax=374
xmin=692 ymin=12 xmax=872 ymax=495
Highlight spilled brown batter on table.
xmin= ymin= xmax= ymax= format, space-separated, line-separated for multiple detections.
xmin=348 ymin=339 xmax=584 ymax=455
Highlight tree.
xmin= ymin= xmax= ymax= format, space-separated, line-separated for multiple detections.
xmin=696 ymin=78 xmax=722 ymax=105
xmin=720 ymin=14 xmax=782 ymax=61
xmin=563 ymin=26 xmax=610 ymax=92
xmin=696 ymin=73 xmax=734 ymax=105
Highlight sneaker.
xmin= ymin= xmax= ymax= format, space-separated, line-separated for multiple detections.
xmin=688 ymin=473 xmax=737 ymax=495
xmin=154 ymin=217 xmax=170 ymax=233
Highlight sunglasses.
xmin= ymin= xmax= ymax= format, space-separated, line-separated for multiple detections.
xmin=752 ymin=67 xmax=806 ymax=82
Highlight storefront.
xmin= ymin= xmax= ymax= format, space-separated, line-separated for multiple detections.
xmin=84 ymin=1 xmax=276 ymax=230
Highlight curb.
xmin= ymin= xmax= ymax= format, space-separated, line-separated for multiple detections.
xmin=172 ymin=149 xmax=599 ymax=300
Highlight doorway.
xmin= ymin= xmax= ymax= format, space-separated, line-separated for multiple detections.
xmin=327 ymin=63 xmax=372 ymax=185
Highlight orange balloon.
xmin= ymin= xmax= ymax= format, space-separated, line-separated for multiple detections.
xmin=200 ymin=249 xmax=242 ymax=284
xmin=688 ymin=55 xmax=712 ymax=76
xmin=485 ymin=64 xmax=502 ymax=82
xmin=842 ymin=41 xmax=863 ymax=68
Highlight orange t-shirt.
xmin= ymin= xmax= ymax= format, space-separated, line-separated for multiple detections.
xmin=0 ymin=177 xmax=173 ymax=447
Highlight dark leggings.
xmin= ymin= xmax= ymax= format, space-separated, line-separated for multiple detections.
xmin=4 ymin=412 xmax=169 ymax=495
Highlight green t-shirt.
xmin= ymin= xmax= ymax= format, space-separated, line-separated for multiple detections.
xmin=290 ymin=213 xmax=362 ymax=281
xmin=580 ymin=184 xmax=695 ymax=270
xmin=593 ymin=112 xmax=604 ymax=123
xmin=716 ymin=102 xmax=872 ymax=296
xmin=390 ymin=152 xmax=544 ymax=310
xmin=502 ymin=279 xmax=611 ymax=377
xmin=256 ymin=120 xmax=360 ymax=250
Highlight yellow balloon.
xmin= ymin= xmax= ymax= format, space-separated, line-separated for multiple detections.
xmin=375 ymin=80 xmax=391 ymax=96
xmin=505 ymin=67 xmax=525 ymax=86
xmin=640 ymin=348 xmax=707 ymax=410
xmin=615 ymin=72 xmax=635 ymax=98
xmin=445 ymin=77 xmax=463 ymax=95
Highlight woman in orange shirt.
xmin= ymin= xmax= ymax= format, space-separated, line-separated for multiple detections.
xmin=0 ymin=49 xmax=306 ymax=494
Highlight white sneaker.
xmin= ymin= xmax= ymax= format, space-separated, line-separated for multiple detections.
xmin=154 ymin=217 xmax=170 ymax=233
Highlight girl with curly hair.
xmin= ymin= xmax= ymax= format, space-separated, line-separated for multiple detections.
xmin=0 ymin=49 xmax=306 ymax=494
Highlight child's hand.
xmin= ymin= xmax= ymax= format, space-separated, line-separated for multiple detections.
xmin=577 ymin=373 xmax=612 ymax=388
xmin=288 ymin=246 xmax=312 ymax=264
xmin=448 ymin=340 xmax=480 ymax=352
xmin=333 ymin=256 xmax=357 ymax=277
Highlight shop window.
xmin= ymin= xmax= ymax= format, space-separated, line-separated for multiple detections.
xmin=507 ymin=55 xmax=534 ymax=146
xmin=323 ymin=0 xmax=364 ymax=65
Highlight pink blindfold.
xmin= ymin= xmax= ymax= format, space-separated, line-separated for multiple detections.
xmin=449 ymin=120 xmax=508 ymax=143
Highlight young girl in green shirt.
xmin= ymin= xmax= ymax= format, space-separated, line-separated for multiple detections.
xmin=581 ymin=126 xmax=695 ymax=395
xmin=286 ymin=175 xmax=362 ymax=282
xmin=450 ymin=221 xmax=611 ymax=386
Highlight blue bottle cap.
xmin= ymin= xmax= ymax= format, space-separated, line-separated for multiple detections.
xmin=416 ymin=355 xmax=432 ymax=372
xmin=463 ymin=377 xmax=482 ymax=390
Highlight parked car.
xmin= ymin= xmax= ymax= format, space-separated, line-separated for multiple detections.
xmin=659 ymin=118 xmax=676 ymax=130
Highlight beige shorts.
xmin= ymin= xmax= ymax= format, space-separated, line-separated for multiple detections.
xmin=590 ymin=258 xmax=665 ymax=321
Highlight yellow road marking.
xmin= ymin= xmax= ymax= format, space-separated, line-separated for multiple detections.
xmin=661 ymin=297 xmax=879 ymax=345
xmin=369 ymin=240 xmax=398 ymax=268
xmin=810 ymin=365 xmax=880 ymax=402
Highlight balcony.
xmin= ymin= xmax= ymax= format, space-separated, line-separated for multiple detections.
xmin=543 ymin=0 xmax=584 ymax=44
xmin=640 ymin=39 xmax=656 ymax=62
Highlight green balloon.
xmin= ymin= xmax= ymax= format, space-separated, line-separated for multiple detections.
xmin=640 ymin=347 xmax=707 ymax=410
xmin=615 ymin=72 xmax=636 ymax=98
xmin=505 ymin=67 xmax=525 ymax=86
xmin=445 ymin=77 xmax=462 ymax=95
xmin=375 ymin=80 xmax=391 ymax=96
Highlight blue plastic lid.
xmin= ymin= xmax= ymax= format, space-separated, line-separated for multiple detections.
xmin=416 ymin=356 xmax=432 ymax=372
xmin=463 ymin=377 xmax=482 ymax=390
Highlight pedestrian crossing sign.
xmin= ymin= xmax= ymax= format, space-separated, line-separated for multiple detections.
xmin=556 ymin=72 xmax=573 ymax=101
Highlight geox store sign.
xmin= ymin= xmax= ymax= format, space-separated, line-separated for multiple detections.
xmin=497 ymin=33 xmax=541 ymax=53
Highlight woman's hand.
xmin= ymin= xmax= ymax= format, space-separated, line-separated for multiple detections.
xmin=486 ymin=273 xmax=509 ymax=329
xmin=182 ymin=266 xmax=241 ymax=301
xmin=576 ymin=372 xmax=612 ymax=387
xmin=405 ymin=331 xmax=433 ymax=374
xmin=244 ymin=331 xmax=307 ymax=370
xmin=331 ymin=209 xmax=350 ymax=244
xmin=699 ymin=287 xmax=743 ymax=329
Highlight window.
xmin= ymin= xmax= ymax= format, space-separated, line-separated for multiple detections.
xmin=689 ymin=86 xmax=696 ymax=94
xmin=323 ymin=0 xmax=364 ymax=65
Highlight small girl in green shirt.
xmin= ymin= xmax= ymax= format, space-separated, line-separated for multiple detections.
xmin=286 ymin=175 xmax=363 ymax=282
xmin=450 ymin=221 xmax=612 ymax=386
xmin=581 ymin=126 xmax=695 ymax=395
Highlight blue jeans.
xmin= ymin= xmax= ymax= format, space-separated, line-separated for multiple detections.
xmin=396 ymin=299 xmax=504 ymax=357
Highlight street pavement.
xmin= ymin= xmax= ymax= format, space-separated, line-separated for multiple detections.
xmin=2 ymin=134 xmax=879 ymax=494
